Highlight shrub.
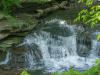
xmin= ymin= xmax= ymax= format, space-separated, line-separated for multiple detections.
xmin=0 ymin=0 xmax=21 ymax=14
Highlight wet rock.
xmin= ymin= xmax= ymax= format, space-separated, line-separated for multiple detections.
xmin=96 ymin=42 xmax=100 ymax=56
xmin=0 ymin=21 xmax=12 ymax=32
xmin=0 ymin=13 xmax=5 ymax=20
xmin=0 ymin=13 xmax=38 ymax=35
xmin=77 ymin=44 xmax=90 ymax=57
xmin=0 ymin=37 xmax=22 ymax=51
xmin=9 ymin=46 xmax=26 ymax=69
xmin=12 ymin=46 xmax=26 ymax=55
xmin=0 ymin=65 xmax=12 ymax=71
xmin=0 ymin=68 xmax=21 ymax=75
xmin=77 ymin=31 xmax=91 ymax=57
xmin=0 ymin=51 xmax=7 ymax=61
xmin=36 ymin=19 xmax=73 ymax=37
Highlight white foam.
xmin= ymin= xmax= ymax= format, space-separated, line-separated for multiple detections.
xmin=23 ymin=19 xmax=98 ymax=72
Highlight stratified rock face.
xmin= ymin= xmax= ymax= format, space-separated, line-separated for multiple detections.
xmin=0 ymin=13 xmax=38 ymax=51
xmin=0 ymin=33 xmax=9 ymax=40
xmin=0 ymin=51 xmax=7 ymax=62
xmin=20 ymin=0 xmax=51 ymax=3
xmin=0 ymin=69 xmax=21 ymax=75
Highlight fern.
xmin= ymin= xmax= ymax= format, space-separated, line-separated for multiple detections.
xmin=0 ymin=0 xmax=21 ymax=14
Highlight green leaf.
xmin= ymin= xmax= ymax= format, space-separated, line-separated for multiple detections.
xmin=96 ymin=59 xmax=100 ymax=64
xmin=20 ymin=70 xmax=30 ymax=75
xmin=86 ymin=0 xmax=93 ymax=7
xmin=96 ymin=34 xmax=100 ymax=41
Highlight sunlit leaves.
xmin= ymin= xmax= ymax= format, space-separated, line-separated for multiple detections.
xmin=86 ymin=0 xmax=93 ymax=7
xmin=78 ymin=0 xmax=93 ymax=7
xmin=96 ymin=34 xmax=100 ymax=41
xmin=96 ymin=58 xmax=100 ymax=64
xmin=75 ymin=9 xmax=100 ymax=27
xmin=20 ymin=70 xmax=30 ymax=75
xmin=78 ymin=0 xmax=87 ymax=3
xmin=75 ymin=9 xmax=89 ymax=23
xmin=79 ymin=9 xmax=88 ymax=15
xmin=75 ymin=0 xmax=100 ymax=27
xmin=91 ymin=5 xmax=100 ymax=11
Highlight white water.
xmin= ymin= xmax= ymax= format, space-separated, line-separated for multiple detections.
xmin=22 ymin=19 xmax=100 ymax=72
xmin=0 ymin=19 xmax=99 ymax=72
xmin=0 ymin=51 xmax=11 ymax=65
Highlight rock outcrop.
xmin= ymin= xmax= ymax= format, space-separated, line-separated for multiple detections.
xmin=0 ymin=13 xmax=38 ymax=52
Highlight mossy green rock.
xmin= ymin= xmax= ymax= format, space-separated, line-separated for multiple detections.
xmin=0 ymin=13 xmax=38 ymax=52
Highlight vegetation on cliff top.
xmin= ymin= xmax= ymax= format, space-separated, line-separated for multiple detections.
xmin=75 ymin=0 xmax=100 ymax=40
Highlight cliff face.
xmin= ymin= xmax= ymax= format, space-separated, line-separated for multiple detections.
xmin=0 ymin=0 xmax=69 ymax=52
xmin=0 ymin=13 xmax=38 ymax=52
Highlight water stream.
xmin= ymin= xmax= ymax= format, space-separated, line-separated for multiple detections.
xmin=22 ymin=19 xmax=99 ymax=72
xmin=0 ymin=19 xmax=100 ymax=73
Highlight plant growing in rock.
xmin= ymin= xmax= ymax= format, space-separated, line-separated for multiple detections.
xmin=0 ymin=0 xmax=22 ymax=29
xmin=0 ymin=0 xmax=21 ymax=14
xmin=75 ymin=0 xmax=100 ymax=27
xmin=75 ymin=0 xmax=100 ymax=40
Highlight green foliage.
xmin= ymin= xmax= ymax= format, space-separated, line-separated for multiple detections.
xmin=6 ymin=15 xmax=26 ymax=29
xmin=78 ymin=0 xmax=93 ymax=7
xmin=96 ymin=34 xmax=100 ymax=41
xmin=52 ymin=59 xmax=100 ymax=75
xmin=75 ymin=0 xmax=100 ymax=27
xmin=0 ymin=0 xmax=21 ymax=14
xmin=20 ymin=70 xmax=30 ymax=75
xmin=26 ymin=0 xmax=52 ymax=3
xmin=96 ymin=58 xmax=100 ymax=64
xmin=0 ymin=12 xmax=38 ymax=30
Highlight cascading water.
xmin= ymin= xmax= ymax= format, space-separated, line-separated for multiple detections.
xmin=19 ymin=19 xmax=99 ymax=72
xmin=0 ymin=50 xmax=11 ymax=65
xmin=90 ymin=31 xmax=100 ymax=57
xmin=1 ymin=19 xmax=99 ymax=72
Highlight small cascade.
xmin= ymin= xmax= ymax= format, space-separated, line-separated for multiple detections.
xmin=20 ymin=19 xmax=99 ymax=72
xmin=0 ymin=50 xmax=11 ymax=65
xmin=24 ymin=44 xmax=43 ymax=70
xmin=90 ymin=31 xmax=100 ymax=57
xmin=0 ymin=19 xmax=97 ymax=72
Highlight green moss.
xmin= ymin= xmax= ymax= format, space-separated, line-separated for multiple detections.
xmin=21 ymin=0 xmax=51 ymax=3
xmin=0 ymin=36 xmax=22 ymax=51
xmin=6 ymin=14 xmax=38 ymax=30
xmin=0 ymin=13 xmax=38 ymax=52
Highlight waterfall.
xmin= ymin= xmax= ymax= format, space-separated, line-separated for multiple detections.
xmin=21 ymin=19 xmax=99 ymax=72
xmin=0 ymin=50 xmax=11 ymax=65
xmin=90 ymin=31 xmax=100 ymax=57
xmin=0 ymin=19 xmax=98 ymax=72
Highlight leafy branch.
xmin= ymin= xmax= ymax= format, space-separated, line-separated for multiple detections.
xmin=0 ymin=0 xmax=21 ymax=14
xmin=75 ymin=0 xmax=100 ymax=27
xmin=75 ymin=0 xmax=100 ymax=40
